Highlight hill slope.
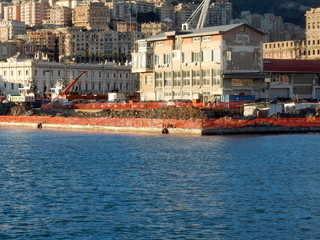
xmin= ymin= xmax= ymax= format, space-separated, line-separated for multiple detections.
xmin=230 ymin=0 xmax=319 ymax=26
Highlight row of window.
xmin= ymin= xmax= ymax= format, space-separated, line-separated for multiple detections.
xmin=163 ymin=91 xmax=216 ymax=98
xmin=1 ymin=81 xmax=130 ymax=92
xmin=307 ymin=22 xmax=320 ymax=30
xmin=153 ymin=70 xmax=221 ymax=87
xmin=32 ymin=70 xmax=129 ymax=79
xmin=155 ymin=50 xmax=221 ymax=65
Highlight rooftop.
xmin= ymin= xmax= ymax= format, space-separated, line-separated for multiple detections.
xmin=264 ymin=59 xmax=320 ymax=73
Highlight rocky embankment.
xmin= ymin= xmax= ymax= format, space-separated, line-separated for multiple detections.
xmin=1 ymin=103 xmax=320 ymax=120
xmin=0 ymin=103 xmax=218 ymax=120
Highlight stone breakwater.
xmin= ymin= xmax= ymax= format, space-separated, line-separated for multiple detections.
xmin=1 ymin=115 xmax=320 ymax=135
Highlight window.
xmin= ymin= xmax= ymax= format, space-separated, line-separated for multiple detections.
xmin=202 ymin=50 xmax=211 ymax=62
xmin=212 ymin=70 xmax=221 ymax=86
xmin=173 ymin=91 xmax=181 ymax=97
xmin=202 ymin=36 xmax=211 ymax=41
xmin=164 ymin=92 xmax=172 ymax=97
xmin=182 ymin=91 xmax=191 ymax=98
xmin=192 ymin=52 xmax=200 ymax=62
xmin=182 ymin=71 xmax=190 ymax=86
xmin=164 ymin=54 xmax=171 ymax=65
xmin=192 ymin=70 xmax=200 ymax=86
xmin=173 ymin=71 xmax=181 ymax=87
xmin=212 ymin=50 xmax=220 ymax=63
xmin=253 ymin=50 xmax=259 ymax=62
xmin=164 ymin=72 xmax=172 ymax=87
xmin=155 ymin=54 xmax=163 ymax=65
xmin=202 ymin=69 xmax=210 ymax=86
xmin=182 ymin=52 xmax=190 ymax=63
xmin=192 ymin=37 xmax=201 ymax=42
xmin=156 ymin=41 xmax=163 ymax=46
xmin=145 ymin=76 xmax=153 ymax=85
xmin=155 ymin=72 xmax=162 ymax=87
xmin=226 ymin=50 xmax=232 ymax=63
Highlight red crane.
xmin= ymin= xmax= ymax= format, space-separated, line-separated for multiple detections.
xmin=60 ymin=70 xmax=87 ymax=96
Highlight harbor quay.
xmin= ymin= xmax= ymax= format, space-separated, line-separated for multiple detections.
xmin=1 ymin=115 xmax=320 ymax=135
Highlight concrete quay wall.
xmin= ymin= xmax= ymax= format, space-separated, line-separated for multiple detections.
xmin=1 ymin=116 xmax=320 ymax=135
xmin=0 ymin=116 xmax=203 ymax=135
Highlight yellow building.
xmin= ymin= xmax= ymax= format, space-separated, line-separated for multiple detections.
xmin=263 ymin=8 xmax=320 ymax=60
xmin=72 ymin=1 xmax=110 ymax=30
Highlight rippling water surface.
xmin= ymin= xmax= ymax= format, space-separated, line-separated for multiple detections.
xmin=1 ymin=128 xmax=320 ymax=239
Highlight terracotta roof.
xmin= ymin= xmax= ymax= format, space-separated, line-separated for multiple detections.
xmin=263 ymin=59 xmax=320 ymax=73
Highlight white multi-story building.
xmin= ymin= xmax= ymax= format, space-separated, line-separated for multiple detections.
xmin=56 ymin=28 xmax=144 ymax=63
xmin=0 ymin=52 xmax=139 ymax=95
xmin=0 ymin=20 xmax=26 ymax=41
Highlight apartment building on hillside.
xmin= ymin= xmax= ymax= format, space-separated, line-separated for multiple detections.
xmin=132 ymin=23 xmax=265 ymax=101
xmin=72 ymin=1 xmax=110 ymax=30
xmin=263 ymin=7 xmax=320 ymax=60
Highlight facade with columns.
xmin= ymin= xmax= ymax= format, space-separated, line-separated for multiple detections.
xmin=0 ymin=53 xmax=138 ymax=96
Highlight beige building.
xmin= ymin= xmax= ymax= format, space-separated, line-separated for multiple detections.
xmin=263 ymin=40 xmax=307 ymax=60
xmin=72 ymin=1 xmax=110 ymax=30
xmin=56 ymin=27 xmax=144 ymax=63
xmin=305 ymin=8 xmax=320 ymax=60
xmin=55 ymin=0 xmax=81 ymax=9
xmin=263 ymin=8 xmax=320 ymax=60
xmin=3 ymin=5 xmax=21 ymax=21
xmin=44 ymin=5 xmax=72 ymax=27
xmin=132 ymin=23 xmax=265 ymax=101
xmin=27 ymin=29 xmax=57 ymax=55
xmin=141 ymin=22 xmax=167 ymax=38
xmin=20 ymin=0 xmax=49 ymax=27
xmin=0 ymin=20 xmax=26 ymax=41
xmin=0 ymin=52 xmax=138 ymax=95
xmin=117 ymin=22 xmax=139 ymax=32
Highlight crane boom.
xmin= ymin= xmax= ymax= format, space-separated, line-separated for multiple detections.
xmin=183 ymin=0 xmax=211 ymax=29
xmin=60 ymin=70 xmax=87 ymax=95
xmin=196 ymin=0 xmax=211 ymax=29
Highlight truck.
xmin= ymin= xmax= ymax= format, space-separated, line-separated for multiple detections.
xmin=7 ymin=87 xmax=35 ymax=103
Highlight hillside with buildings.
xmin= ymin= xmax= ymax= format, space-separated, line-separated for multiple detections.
xmin=231 ymin=0 xmax=319 ymax=26
xmin=0 ymin=0 xmax=318 ymax=107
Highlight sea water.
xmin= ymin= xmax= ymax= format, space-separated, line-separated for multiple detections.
xmin=1 ymin=128 xmax=320 ymax=239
